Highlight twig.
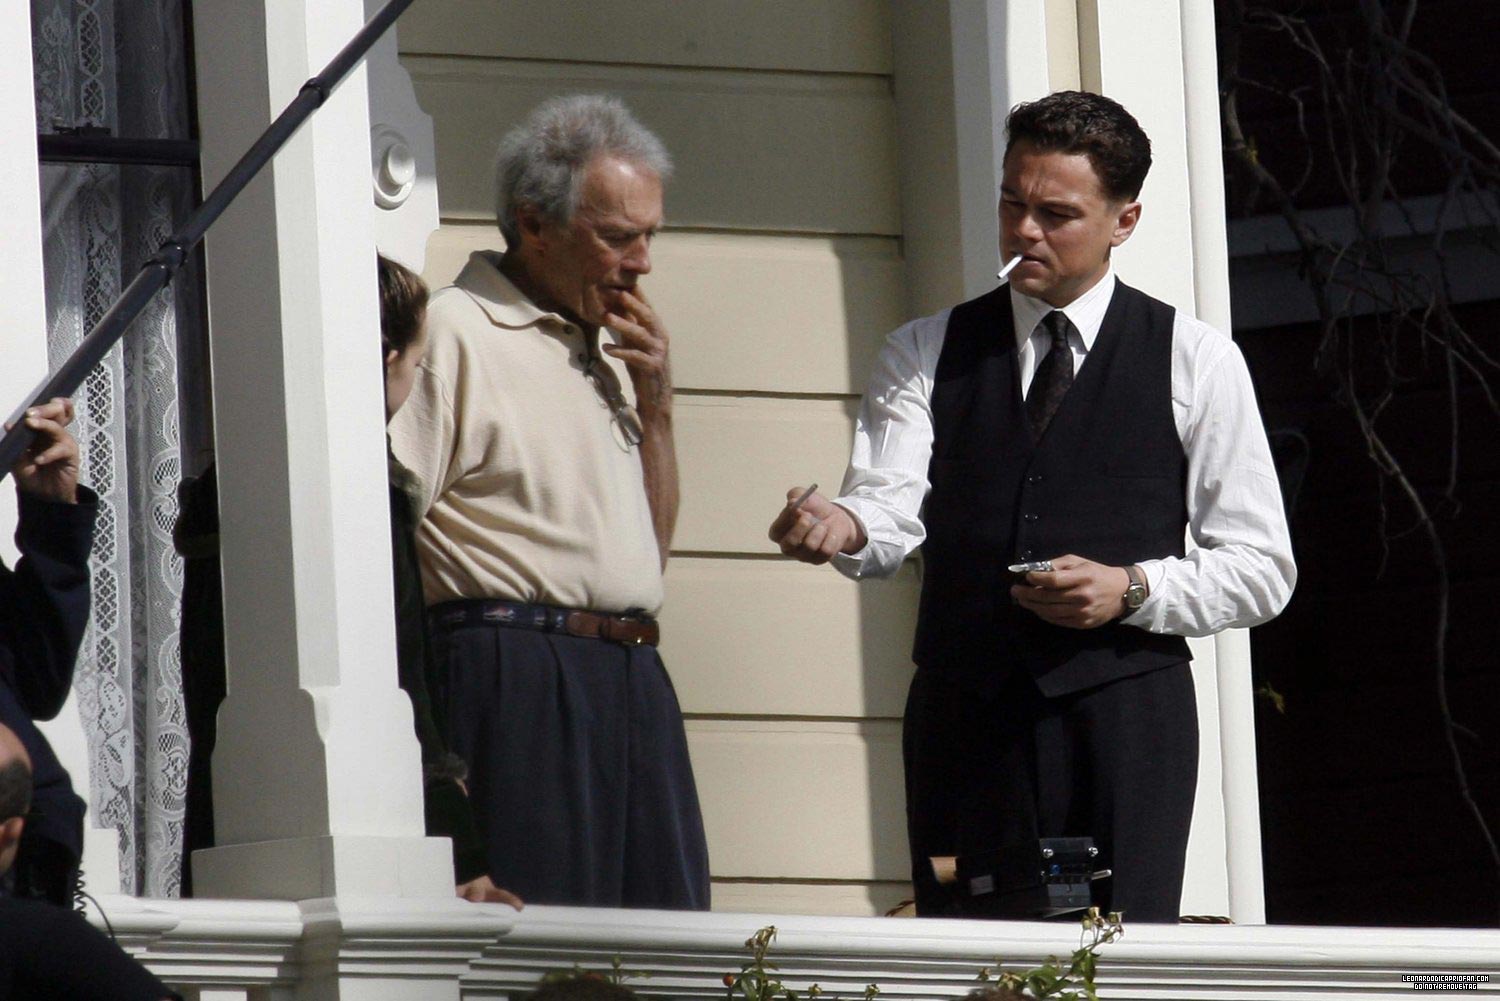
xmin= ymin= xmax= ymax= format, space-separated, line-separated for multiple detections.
xmin=1220 ymin=0 xmax=1500 ymax=923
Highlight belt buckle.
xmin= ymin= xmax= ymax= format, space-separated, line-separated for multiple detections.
xmin=600 ymin=614 xmax=644 ymax=646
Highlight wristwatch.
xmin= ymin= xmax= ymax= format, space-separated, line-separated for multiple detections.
xmin=1122 ymin=564 xmax=1148 ymax=612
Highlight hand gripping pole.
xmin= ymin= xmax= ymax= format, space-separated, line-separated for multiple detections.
xmin=0 ymin=0 xmax=418 ymax=480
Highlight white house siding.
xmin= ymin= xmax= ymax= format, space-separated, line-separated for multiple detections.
xmin=398 ymin=0 xmax=917 ymax=915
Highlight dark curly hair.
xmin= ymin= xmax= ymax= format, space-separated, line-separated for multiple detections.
xmin=1004 ymin=90 xmax=1152 ymax=202
xmin=377 ymin=253 xmax=428 ymax=356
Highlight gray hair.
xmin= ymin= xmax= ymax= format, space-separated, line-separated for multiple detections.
xmin=494 ymin=94 xmax=673 ymax=246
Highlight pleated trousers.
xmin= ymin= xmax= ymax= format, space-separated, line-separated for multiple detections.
xmin=431 ymin=623 xmax=710 ymax=909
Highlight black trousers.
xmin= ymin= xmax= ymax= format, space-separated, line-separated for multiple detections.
xmin=904 ymin=661 xmax=1198 ymax=922
xmin=431 ymin=622 xmax=711 ymax=909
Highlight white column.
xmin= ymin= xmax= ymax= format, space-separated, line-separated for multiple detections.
xmin=0 ymin=3 xmax=123 ymax=895
xmin=948 ymin=0 xmax=1052 ymax=302
xmin=890 ymin=0 xmax=1050 ymax=316
xmin=1181 ymin=0 xmax=1268 ymax=922
xmin=1080 ymin=0 xmax=1265 ymax=919
xmin=188 ymin=0 xmax=450 ymax=901
xmin=1082 ymin=0 xmax=1232 ymax=918
xmin=0 ymin=9 xmax=50 ymax=402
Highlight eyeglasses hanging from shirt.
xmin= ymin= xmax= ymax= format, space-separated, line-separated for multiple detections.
xmin=582 ymin=333 xmax=644 ymax=450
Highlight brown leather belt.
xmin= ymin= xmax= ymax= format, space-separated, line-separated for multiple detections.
xmin=429 ymin=598 xmax=659 ymax=647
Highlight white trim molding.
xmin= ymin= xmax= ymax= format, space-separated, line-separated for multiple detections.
xmin=364 ymin=0 xmax=440 ymax=270
xmin=102 ymin=898 xmax=1500 ymax=999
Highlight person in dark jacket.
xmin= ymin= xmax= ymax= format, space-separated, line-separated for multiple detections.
xmin=0 ymin=396 xmax=97 ymax=906
xmin=0 ymin=720 xmax=178 ymax=1000
xmin=176 ymin=256 xmax=520 ymax=906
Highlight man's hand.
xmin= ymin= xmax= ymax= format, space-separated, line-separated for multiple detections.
xmin=7 ymin=397 xmax=80 ymax=504
xmin=602 ymin=287 xmax=671 ymax=417
xmin=768 ymin=486 xmax=866 ymax=565
xmin=603 ymin=286 xmax=678 ymax=565
xmin=1010 ymin=554 xmax=1131 ymax=629
xmin=456 ymin=874 xmax=524 ymax=909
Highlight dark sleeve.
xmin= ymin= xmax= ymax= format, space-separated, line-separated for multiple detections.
xmin=0 ymin=899 xmax=179 ymax=1001
xmin=390 ymin=480 xmax=447 ymax=765
xmin=0 ymin=487 xmax=98 ymax=721
xmin=173 ymin=463 xmax=227 ymax=883
xmin=388 ymin=477 xmax=488 ymax=883
xmin=424 ymin=775 xmax=490 ymax=883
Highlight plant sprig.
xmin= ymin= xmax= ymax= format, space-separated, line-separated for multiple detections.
xmin=975 ymin=908 xmax=1124 ymax=1000
xmin=723 ymin=912 xmax=1122 ymax=1001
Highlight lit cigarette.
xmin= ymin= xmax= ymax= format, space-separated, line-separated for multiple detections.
xmin=996 ymin=254 xmax=1023 ymax=281
xmin=789 ymin=483 xmax=819 ymax=513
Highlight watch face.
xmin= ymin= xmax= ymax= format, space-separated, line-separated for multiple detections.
xmin=1124 ymin=584 xmax=1147 ymax=609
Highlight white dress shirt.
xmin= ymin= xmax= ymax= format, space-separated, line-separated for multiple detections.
xmin=831 ymin=269 xmax=1297 ymax=638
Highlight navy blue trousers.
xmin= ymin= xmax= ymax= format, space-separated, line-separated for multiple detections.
xmin=904 ymin=661 xmax=1198 ymax=922
xmin=431 ymin=623 xmax=710 ymax=909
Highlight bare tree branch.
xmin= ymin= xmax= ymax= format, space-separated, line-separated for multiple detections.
xmin=1219 ymin=0 xmax=1500 ymax=923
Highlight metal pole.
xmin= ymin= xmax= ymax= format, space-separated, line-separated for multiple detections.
xmin=0 ymin=0 xmax=417 ymax=480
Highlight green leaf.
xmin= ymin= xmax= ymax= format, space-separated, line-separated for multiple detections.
xmin=1255 ymin=683 xmax=1287 ymax=714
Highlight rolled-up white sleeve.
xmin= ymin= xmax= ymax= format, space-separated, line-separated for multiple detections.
xmin=830 ymin=311 xmax=949 ymax=580
xmin=1126 ymin=318 xmax=1298 ymax=636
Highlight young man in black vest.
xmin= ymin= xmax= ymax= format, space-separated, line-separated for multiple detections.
xmin=769 ymin=91 xmax=1296 ymax=921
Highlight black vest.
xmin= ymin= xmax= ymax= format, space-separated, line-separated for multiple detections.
xmin=913 ymin=280 xmax=1191 ymax=697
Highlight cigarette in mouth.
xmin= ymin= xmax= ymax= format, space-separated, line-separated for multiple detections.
xmin=997 ymin=255 xmax=1023 ymax=281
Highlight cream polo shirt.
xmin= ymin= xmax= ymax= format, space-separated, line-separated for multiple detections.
xmin=388 ymin=251 xmax=664 ymax=615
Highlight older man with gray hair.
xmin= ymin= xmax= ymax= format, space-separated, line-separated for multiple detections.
xmin=389 ymin=94 xmax=708 ymax=908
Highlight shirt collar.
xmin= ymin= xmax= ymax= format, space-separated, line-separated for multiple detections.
xmin=1009 ymin=267 xmax=1118 ymax=353
xmin=455 ymin=250 xmax=572 ymax=331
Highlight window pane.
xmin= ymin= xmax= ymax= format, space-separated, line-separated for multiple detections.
xmin=32 ymin=0 xmax=192 ymax=141
xmin=34 ymin=114 xmax=200 ymax=901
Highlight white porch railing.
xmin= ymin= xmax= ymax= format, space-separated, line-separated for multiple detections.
xmin=101 ymin=896 xmax=1500 ymax=1000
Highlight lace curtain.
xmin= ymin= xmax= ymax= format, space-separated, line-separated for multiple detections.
xmin=31 ymin=0 xmax=195 ymax=898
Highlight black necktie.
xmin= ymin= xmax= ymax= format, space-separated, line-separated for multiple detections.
xmin=1025 ymin=310 xmax=1075 ymax=439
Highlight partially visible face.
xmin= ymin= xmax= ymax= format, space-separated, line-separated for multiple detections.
xmin=384 ymin=319 xmax=428 ymax=421
xmin=525 ymin=155 xmax=663 ymax=327
xmin=0 ymin=816 xmax=19 ymax=876
xmin=999 ymin=141 xmax=1140 ymax=307
xmin=0 ymin=724 xmax=30 ymax=877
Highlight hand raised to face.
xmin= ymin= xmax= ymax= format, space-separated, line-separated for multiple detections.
xmin=602 ymin=286 xmax=672 ymax=416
